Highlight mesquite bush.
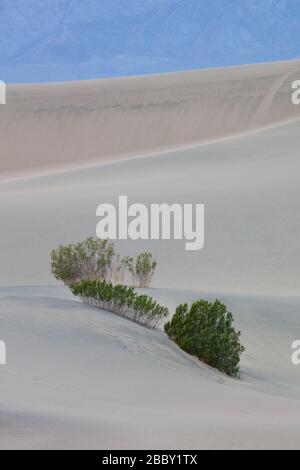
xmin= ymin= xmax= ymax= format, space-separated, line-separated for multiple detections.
xmin=70 ymin=279 xmax=169 ymax=329
xmin=164 ymin=299 xmax=245 ymax=377
xmin=128 ymin=252 xmax=157 ymax=288
xmin=50 ymin=238 xmax=157 ymax=288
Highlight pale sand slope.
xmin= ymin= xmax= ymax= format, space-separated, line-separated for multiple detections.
xmin=1 ymin=60 xmax=300 ymax=179
xmin=0 ymin=285 xmax=300 ymax=450
xmin=0 ymin=118 xmax=300 ymax=295
xmin=1 ymin=62 xmax=300 ymax=448
xmin=0 ymin=120 xmax=300 ymax=448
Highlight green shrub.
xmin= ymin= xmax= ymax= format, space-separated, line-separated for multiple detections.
xmin=50 ymin=244 xmax=79 ymax=286
xmin=50 ymin=238 xmax=157 ymax=288
xmin=164 ymin=299 xmax=245 ymax=377
xmin=70 ymin=279 xmax=169 ymax=329
xmin=50 ymin=237 xmax=116 ymax=285
xmin=129 ymin=252 xmax=157 ymax=288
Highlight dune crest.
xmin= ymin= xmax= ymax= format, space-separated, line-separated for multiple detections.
xmin=1 ymin=60 xmax=300 ymax=179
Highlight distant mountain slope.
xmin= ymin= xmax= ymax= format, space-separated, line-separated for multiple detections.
xmin=0 ymin=0 xmax=299 ymax=83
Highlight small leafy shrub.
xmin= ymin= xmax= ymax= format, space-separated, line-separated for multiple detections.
xmin=128 ymin=252 xmax=157 ymax=288
xmin=50 ymin=244 xmax=79 ymax=286
xmin=164 ymin=299 xmax=245 ymax=377
xmin=70 ymin=279 xmax=169 ymax=329
xmin=50 ymin=238 xmax=157 ymax=288
xmin=50 ymin=237 xmax=116 ymax=285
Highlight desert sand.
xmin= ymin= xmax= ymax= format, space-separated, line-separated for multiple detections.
xmin=0 ymin=60 xmax=300 ymax=449
xmin=1 ymin=286 xmax=300 ymax=450
xmin=1 ymin=59 xmax=300 ymax=179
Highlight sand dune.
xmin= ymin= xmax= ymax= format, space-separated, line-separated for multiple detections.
xmin=1 ymin=61 xmax=300 ymax=449
xmin=1 ymin=60 xmax=300 ymax=179
xmin=1 ymin=286 xmax=300 ymax=450
xmin=0 ymin=118 xmax=299 ymax=295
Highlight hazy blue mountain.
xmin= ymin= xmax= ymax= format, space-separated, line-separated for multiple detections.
xmin=0 ymin=0 xmax=299 ymax=83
